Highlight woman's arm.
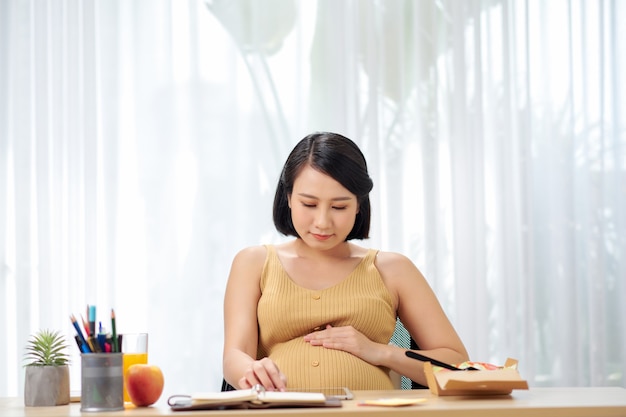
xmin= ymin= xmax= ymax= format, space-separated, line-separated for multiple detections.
xmin=302 ymin=251 xmax=468 ymax=387
xmin=222 ymin=246 xmax=287 ymax=391
xmin=377 ymin=251 xmax=469 ymax=385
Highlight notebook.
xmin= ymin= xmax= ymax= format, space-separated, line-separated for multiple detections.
xmin=168 ymin=385 xmax=343 ymax=411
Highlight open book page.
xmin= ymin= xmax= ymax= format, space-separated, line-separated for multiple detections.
xmin=189 ymin=388 xmax=326 ymax=405
xmin=286 ymin=387 xmax=353 ymax=400
xmin=253 ymin=390 xmax=326 ymax=404
xmin=189 ymin=389 xmax=258 ymax=405
xmin=168 ymin=385 xmax=334 ymax=410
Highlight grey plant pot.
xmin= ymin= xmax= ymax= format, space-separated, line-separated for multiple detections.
xmin=24 ymin=365 xmax=70 ymax=406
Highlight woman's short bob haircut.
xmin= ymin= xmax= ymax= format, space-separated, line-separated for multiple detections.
xmin=273 ymin=132 xmax=374 ymax=240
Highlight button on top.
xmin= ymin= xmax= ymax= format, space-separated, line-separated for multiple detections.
xmin=312 ymin=294 xmax=321 ymax=300
xmin=311 ymin=361 xmax=319 ymax=367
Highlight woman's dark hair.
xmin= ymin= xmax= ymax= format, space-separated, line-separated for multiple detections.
xmin=273 ymin=132 xmax=374 ymax=240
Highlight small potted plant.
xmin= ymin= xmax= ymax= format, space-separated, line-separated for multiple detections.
xmin=23 ymin=329 xmax=70 ymax=406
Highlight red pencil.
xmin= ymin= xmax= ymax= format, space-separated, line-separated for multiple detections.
xmin=81 ymin=314 xmax=90 ymax=337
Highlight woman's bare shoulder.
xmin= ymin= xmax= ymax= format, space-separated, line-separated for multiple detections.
xmin=374 ymin=250 xmax=417 ymax=275
xmin=232 ymin=245 xmax=268 ymax=268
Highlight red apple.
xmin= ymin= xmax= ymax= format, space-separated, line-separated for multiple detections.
xmin=125 ymin=364 xmax=164 ymax=407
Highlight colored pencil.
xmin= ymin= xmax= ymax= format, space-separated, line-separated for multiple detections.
xmin=111 ymin=309 xmax=118 ymax=353
xmin=88 ymin=305 xmax=96 ymax=335
xmin=81 ymin=314 xmax=90 ymax=337
xmin=70 ymin=314 xmax=92 ymax=353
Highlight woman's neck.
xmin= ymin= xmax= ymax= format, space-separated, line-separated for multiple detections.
xmin=292 ymin=238 xmax=353 ymax=261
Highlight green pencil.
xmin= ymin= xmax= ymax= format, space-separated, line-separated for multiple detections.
xmin=111 ymin=309 xmax=118 ymax=353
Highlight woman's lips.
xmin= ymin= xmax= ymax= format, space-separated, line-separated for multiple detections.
xmin=312 ymin=233 xmax=332 ymax=241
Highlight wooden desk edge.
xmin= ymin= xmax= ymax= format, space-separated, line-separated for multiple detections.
xmin=2 ymin=387 xmax=626 ymax=417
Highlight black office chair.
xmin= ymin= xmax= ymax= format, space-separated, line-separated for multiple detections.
xmin=221 ymin=379 xmax=236 ymax=391
xmin=390 ymin=318 xmax=427 ymax=389
xmin=221 ymin=318 xmax=425 ymax=391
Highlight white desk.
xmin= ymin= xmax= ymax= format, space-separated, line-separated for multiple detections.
xmin=3 ymin=387 xmax=626 ymax=417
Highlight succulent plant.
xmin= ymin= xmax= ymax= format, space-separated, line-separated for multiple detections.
xmin=24 ymin=329 xmax=69 ymax=367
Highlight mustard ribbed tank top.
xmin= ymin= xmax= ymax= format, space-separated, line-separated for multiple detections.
xmin=257 ymin=245 xmax=396 ymax=390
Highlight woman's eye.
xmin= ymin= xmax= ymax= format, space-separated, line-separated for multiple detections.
xmin=299 ymin=202 xmax=347 ymax=210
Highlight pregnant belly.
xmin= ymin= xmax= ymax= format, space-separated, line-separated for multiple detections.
xmin=268 ymin=338 xmax=394 ymax=390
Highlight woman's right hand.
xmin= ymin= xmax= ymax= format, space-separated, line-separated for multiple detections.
xmin=238 ymin=357 xmax=287 ymax=391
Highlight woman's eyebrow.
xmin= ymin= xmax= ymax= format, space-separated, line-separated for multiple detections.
xmin=296 ymin=193 xmax=353 ymax=201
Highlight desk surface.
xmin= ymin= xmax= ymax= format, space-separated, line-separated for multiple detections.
xmin=3 ymin=387 xmax=626 ymax=417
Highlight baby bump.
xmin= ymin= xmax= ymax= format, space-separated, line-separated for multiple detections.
xmin=268 ymin=338 xmax=394 ymax=390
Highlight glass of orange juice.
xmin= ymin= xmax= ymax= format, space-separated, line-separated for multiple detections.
xmin=121 ymin=333 xmax=148 ymax=403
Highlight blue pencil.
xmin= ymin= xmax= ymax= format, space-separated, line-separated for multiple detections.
xmin=70 ymin=314 xmax=92 ymax=353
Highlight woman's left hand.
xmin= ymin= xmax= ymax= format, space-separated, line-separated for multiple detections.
xmin=303 ymin=324 xmax=384 ymax=365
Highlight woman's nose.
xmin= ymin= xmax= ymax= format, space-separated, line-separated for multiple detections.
xmin=314 ymin=208 xmax=331 ymax=228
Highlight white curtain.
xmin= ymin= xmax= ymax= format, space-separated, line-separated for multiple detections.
xmin=1 ymin=0 xmax=624 ymax=397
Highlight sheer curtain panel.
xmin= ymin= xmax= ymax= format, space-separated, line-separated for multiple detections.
xmin=1 ymin=0 xmax=624 ymax=397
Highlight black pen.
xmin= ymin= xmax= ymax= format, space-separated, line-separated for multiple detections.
xmin=405 ymin=351 xmax=479 ymax=371
xmin=74 ymin=335 xmax=90 ymax=353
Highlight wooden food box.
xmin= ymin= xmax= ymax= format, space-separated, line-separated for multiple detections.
xmin=424 ymin=358 xmax=529 ymax=396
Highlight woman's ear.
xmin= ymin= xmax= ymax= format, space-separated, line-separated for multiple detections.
xmin=287 ymin=194 xmax=292 ymax=209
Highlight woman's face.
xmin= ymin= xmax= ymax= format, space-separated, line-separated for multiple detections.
xmin=288 ymin=164 xmax=358 ymax=249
